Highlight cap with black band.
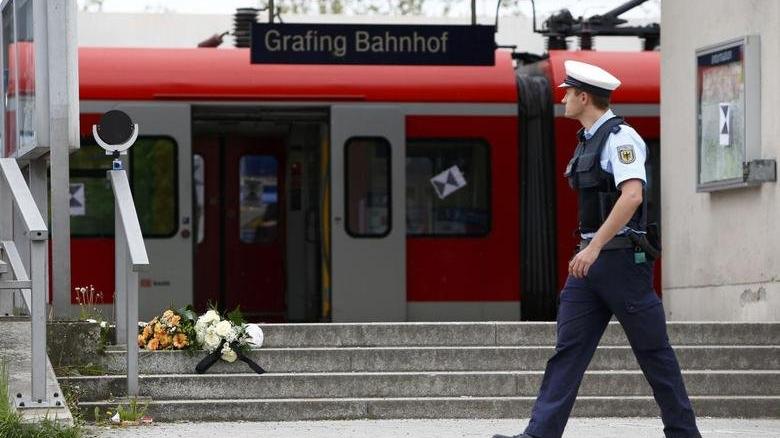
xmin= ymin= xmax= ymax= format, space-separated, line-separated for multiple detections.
xmin=558 ymin=60 xmax=621 ymax=97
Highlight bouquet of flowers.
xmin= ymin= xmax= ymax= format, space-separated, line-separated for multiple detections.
xmin=138 ymin=308 xmax=197 ymax=351
xmin=193 ymin=306 xmax=265 ymax=374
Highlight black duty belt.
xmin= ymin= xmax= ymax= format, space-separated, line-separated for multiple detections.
xmin=579 ymin=235 xmax=634 ymax=251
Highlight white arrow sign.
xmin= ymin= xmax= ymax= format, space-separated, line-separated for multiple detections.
xmin=430 ymin=165 xmax=467 ymax=200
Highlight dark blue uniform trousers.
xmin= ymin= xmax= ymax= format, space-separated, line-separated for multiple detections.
xmin=524 ymin=249 xmax=701 ymax=438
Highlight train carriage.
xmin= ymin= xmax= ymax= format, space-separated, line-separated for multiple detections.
xmin=70 ymin=47 xmax=659 ymax=322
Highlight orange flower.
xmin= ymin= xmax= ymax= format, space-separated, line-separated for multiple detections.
xmin=172 ymin=333 xmax=188 ymax=349
xmin=159 ymin=334 xmax=172 ymax=349
xmin=163 ymin=310 xmax=174 ymax=320
xmin=142 ymin=325 xmax=153 ymax=339
xmin=146 ymin=338 xmax=159 ymax=351
xmin=169 ymin=314 xmax=181 ymax=326
xmin=153 ymin=323 xmax=165 ymax=335
xmin=137 ymin=334 xmax=146 ymax=348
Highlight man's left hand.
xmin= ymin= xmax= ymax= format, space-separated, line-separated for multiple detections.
xmin=569 ymin=245 xmax=601 ymax=278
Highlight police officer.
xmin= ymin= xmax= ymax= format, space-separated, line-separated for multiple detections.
xmin=493 ymin=60 xmax=702 ymax=438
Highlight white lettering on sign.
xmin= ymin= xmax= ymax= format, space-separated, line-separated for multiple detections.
xmin=356 ymin=31 xmax=449 ymax=54
xmin=264 ymin=29 xmax=450 ymax=58
xmin=265 ymin=29 xmax=348 ymax=57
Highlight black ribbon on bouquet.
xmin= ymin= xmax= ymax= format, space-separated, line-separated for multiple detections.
xmin=195 ymin=340 xmax=266 ymax=374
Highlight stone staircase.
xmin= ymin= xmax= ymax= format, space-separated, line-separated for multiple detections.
xmin=61 ymin=322 xmax=780 ymax=421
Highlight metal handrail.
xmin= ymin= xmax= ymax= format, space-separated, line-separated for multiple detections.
xmin=110 ymin=171 xmax=149 ymax=269
xmin=0 ymin=158 xmax=49 ymax=406
xmin=0 ymin=159 xmax=47 ymax=238
xmin=109 ymin=169 xmax=149 ymax=397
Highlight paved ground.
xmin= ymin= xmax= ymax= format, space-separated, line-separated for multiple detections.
xmin=87 ymin=418 xmax=780 ymax=437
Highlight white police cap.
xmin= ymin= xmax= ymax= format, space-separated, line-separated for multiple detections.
xmin=558 ymin=60 xmax=621 ymax=97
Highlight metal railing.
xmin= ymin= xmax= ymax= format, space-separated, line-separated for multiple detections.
xmin=109 ymin=168 xmax=150 ymax=397
xmin=0 ymin=158 xmax=49 ymax=407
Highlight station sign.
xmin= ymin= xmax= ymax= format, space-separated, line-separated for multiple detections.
xmin=250 ymin=23 xmax=496 ymax=66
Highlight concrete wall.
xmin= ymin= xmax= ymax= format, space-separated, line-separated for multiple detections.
xmin=661 ymin=0 xmax=779 ymax=321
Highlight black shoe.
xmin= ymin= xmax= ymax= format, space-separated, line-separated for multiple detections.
xmin=492 ymin=434 xmax=535 ymax=438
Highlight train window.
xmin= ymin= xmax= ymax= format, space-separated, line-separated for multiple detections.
xmin=406 ymin=139 xmax=490 ymax=236
xmin=70 ymin=137 xmax=178 ymax=238
xmin=70 ymin=145 xmax=115 ymax=236
xmin=345 ymin=137 xmax=391 ymax=238
xmin=69 ymin=175 xmax=114 ymax=236
xmin=239 ymin=155 xmax=279 ymax=244
xmin=130 ymin=137 xmax=178 ymax=237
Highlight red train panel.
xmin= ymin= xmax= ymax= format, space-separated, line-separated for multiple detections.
xmin=406 ymin=115 xmax=519 ymax=302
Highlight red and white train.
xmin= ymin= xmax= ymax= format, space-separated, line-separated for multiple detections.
xmin=69 ymin=47 xmax=659 ymax=322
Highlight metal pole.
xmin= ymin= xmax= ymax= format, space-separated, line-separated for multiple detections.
xmin=110 ymin=168 xmax=147 ymax=397
xmin=115 ymin=201 xmax=127 ymax=344
xmin=28 ymin=158 xmax=48 ymax=289
xmin=471 ymin=0 xmax=476 ymax=25
xmin=269 ymin=0 xmax=274 ymax=23
xmin=29 ymin=238 xmax=46 ymax=402
xmin=0 ymin=176 xmax=12 ymax=316
xmin=47 ymin=0 xmax=78 ymax=321
xmin=126 ymin=249 xmax=139 ymax=397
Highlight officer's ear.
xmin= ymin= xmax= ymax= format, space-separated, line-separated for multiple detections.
xmin=574 ymin=89 xmax=588 ymax=105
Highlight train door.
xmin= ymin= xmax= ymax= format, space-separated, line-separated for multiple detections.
xmin=330 ymin=105 xmax=405 ymax=322
xmin=224 ymin=136 xmax=286 ymax=317
xmin=193 ymin=135 xmax=286 ymax=320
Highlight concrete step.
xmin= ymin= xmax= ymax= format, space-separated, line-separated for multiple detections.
xmin=98 ymin=345 xmax=780 ymax=374
xmin=62 ymin=370 xmax=780 ymax=402
xmin=78 ymin=395 xmax=780 ymax=421
xmin=253 ymin=322 xmax=780 ymax=347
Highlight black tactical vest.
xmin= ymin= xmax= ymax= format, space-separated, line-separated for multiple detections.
xmin=564 ymin=116 xmax=646 ymax=234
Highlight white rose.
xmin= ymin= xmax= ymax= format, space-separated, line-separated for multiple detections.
xmin=100 ymin=321 xmax=108 ymax=329
xmin=195 ymin=325 xmax=206 ymax=344
xmin=203 ymin=310 xmax=220 ymax=323
xmin=221 ymin=345 xmax=237 ymax=363
xmin=204 ymin=332 xmax=221 ymax=351
xmin=215 ymin=320 xmax=232 ymax=338
xmin=245 ymin=324 xmax=264 ymax=348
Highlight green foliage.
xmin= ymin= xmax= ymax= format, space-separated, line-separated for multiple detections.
xmin=0 ymin=360 xmax=11 ymax=417
xmin=54 ymin=363 xmax=107 ymax=377
xmin=97 ymin=322 xmax=111 ymax=355
xmin=178 ymin=304 xmax=199 ymax=325
xmin=57 ymin=381 xmax=84 ymax=426
xmin=226 ymin=305 xmax=246 ymax=326
xmin=116 ymin=398 xmax=148 ymax=422
xmin=0 ymin=359 xmax=83 ymax=437
xmin=0 ymin=416 xmax=83 ymax=438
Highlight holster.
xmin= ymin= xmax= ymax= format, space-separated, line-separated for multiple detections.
xmin=626 ymin=229 xmax=661 ymax=260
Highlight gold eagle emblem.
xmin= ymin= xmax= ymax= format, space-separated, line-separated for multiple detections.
xmin=617 ymin=145 xmax=636 ymax=164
